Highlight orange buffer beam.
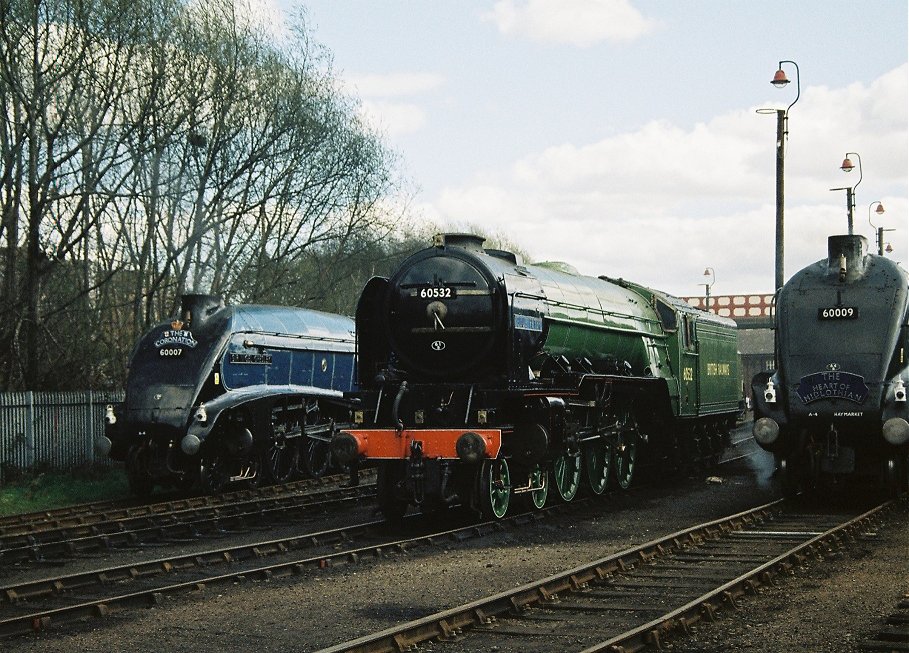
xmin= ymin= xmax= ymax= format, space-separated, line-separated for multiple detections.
xmin=337 ymin=428 xmax=502 ymax=460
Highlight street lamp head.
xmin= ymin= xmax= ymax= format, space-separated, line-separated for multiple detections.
xmin=840 ymin=152 xmax=862 ymax=195
xmin=869 ymin=201 xmax=889 ymax=255
xmin=771 ymin=60 xmax=800 ymax=113
xmin=834 ymin=153 xmax=862 ymax=235
xmin=771 ymin=69 xmax=790 ymax=87
xmin=885 ymin=243 xmax=893 ymax=254
xmin=841 ymin=152 xmax=862 ymax=174
xmin=703 ymin=267 xmax=711 ymax=276
xmin=869 ymin=201 xmax=886 ymax=228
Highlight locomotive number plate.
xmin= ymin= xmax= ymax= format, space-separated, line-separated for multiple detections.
xmin=418 ymin=286 xmax=456 ymax=299
xmin=818 ymin=306 xmax=858 ymax=320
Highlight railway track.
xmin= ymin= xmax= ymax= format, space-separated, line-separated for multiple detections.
xmin=0 ymin=500 xmax=579 ymax=638
xmin=0 ymin=431 xmax=757 ymax=568
xmin=0 ymin=446 xmax=757 ymax=640
xmin=0 ymin=470 xmax=372 ymax=535
xmin=1 ymin=488 xmax=886 ymax=646
xmin=0 ymin=431 xmax=774 ymax=643
xmin=0 ymin=474 xmax=376 ymax=565
xmin=316 ymin=498 xmax=895 ymax=653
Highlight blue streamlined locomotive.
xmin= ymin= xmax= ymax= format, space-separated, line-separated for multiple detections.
xmin=98 ymin=295 xmax=356 ymax=495
xmin=752 ymin=235 xmax=909 ymax=496
xmin=331 ymin=233 xmax=742 ymax=520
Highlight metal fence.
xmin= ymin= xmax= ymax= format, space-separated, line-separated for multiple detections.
xmin=0 ymin=391 xmax=124 ymax=481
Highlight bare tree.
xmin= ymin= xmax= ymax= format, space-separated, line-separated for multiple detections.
xmin=0 ymin=0 xmax=411 ymax=390
xmin=0 ymin=0 xmax=149 ymax=387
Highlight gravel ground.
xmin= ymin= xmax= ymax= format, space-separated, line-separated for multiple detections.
xmin=6 ymin=427 xmax=907 ymax=653
xmin=0 ymin=489 xmax=381 ymax=586
xmin=673 ymin=497 xmax=909 ymax=653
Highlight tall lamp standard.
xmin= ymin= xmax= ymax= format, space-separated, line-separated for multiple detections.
xmin=868 ymin=201 xmax=890 ymax=255
xmin=830 ymin=152 xmax=863 ymax=234
xmin=702 ymin=267 xmax=715 ymax=313
xmin=761 ymin=60 xmax=800 ymax=292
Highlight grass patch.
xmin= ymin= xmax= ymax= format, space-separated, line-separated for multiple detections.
xmin=0 ymin=466 xmax=128 ymax=517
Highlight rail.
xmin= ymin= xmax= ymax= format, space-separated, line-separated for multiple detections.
xmin=317 ymin=498 xmax=893 ymax=653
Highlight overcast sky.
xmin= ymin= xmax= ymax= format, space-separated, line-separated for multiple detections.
xmin=271 ymin=0 xmax=907 ymax=297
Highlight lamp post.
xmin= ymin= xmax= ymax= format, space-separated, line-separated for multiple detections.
xmin=830 ymin=152 xmax=862 ymax=234
xmin=761 ymin=60 xmax=800 ymax=292
xmin=702 ymin=267 xmax=715 ymax=313
xmin=868 ymin=201 xmax=890 ymax=255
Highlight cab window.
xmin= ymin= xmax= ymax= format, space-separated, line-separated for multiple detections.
xmin=655 ymin=299 xmax=677 ymax=332
xmin=683 ymin=315 xmax=696 ymax=350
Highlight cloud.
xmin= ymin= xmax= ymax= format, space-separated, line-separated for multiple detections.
xmin=359 ymin=100 xmax=428 ymax=137
xmin=347 ymin=73 xmax=445 ymax=97
xmin=338 ymin=72 xmax=445 ymax=138
xmin=424 ymin=64 xmax=908 ymax=296
xmin=482 ymin=0 xmax=658 ymax=47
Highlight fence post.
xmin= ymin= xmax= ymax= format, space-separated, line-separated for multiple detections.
xmin=26 ymin=390 xmax=35 ymax=468
xmin=87 ymin=391 xmax=95 ymax=465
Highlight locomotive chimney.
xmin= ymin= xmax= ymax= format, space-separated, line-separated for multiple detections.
xmin=827 ymin=235 xmax=869 ymax=283
xmin=180 ymin=294 xmax=225 ymax=327
xmin=436 ymin=233 xmax=486 ymax=252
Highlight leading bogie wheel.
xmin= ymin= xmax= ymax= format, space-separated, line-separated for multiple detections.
xmin=527 ymin=464 xmax=549 ymax=510
xmin=266 ymin=436 xmax=299 ymax=484
xmin=200 ymin=451 xmax=231 ymax=494
xmin=478 ymin=458 xmax=511 ymax=519
xmin=552 ymin=450 xmax=581 ymax=502
xmin=301 ymin=438 xmax=331 ymax=478
xmin=300 ymin=400 xmax=331 ymax=478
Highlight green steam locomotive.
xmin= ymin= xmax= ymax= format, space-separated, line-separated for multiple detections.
xmin=332 ymin=233 xmax=742 ymax=519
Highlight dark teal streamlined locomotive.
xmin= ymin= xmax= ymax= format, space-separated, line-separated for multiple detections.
xmin=99 ymin=295 xmax=356 ymax=495
xmin=332 ymin=233 xmax=741 ymax=519
xmin=752 ymin=234 xmax=909 ymax=496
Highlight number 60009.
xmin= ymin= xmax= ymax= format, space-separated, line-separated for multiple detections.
xmin=818 ymin=306 xmax=857 ymax=320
